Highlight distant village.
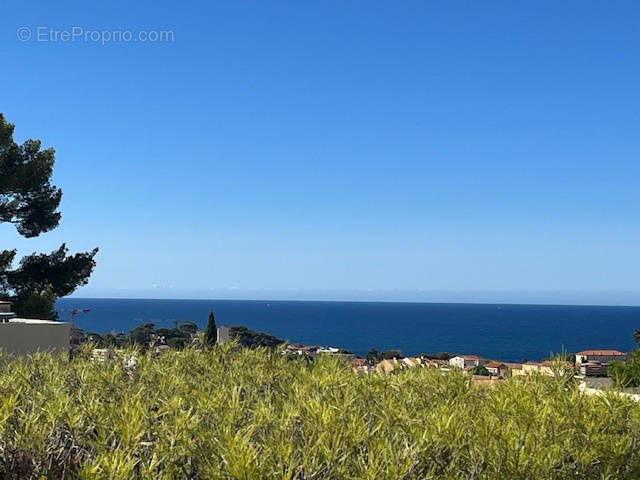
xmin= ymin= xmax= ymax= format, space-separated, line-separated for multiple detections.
xmin=284 ymin=340 xmax=627 ymax=381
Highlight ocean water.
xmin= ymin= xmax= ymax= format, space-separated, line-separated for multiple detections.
xmin=55 ymin=298 xmax=639 ymax=362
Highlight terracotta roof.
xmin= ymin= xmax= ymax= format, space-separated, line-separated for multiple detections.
xmin=402 ymin=357 xmax=422 ymax=367
xmin=375 ymin=359 xmax=398 ymax=373
xmin=458 ymin=354 xmax=482 ymax=360
xmin=576 ymin=350 xmax=626 ymax=356
xmin=430 ymin=359 xmax=449 ymax=366
xmin=485 ymin=361 xmax=505 ymax=368
xmin=352 ymin=358 xmax=367 ymax=367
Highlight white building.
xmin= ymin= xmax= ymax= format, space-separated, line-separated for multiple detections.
xmin=449 ymin=355 xmax=484 ymax=369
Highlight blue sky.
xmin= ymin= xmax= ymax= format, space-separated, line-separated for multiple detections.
xmin=2 ymin=1 xmax=640 ymax=304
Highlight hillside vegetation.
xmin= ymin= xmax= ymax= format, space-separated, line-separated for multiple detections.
xmin=1 ymin=344 xmax=640 ymax=479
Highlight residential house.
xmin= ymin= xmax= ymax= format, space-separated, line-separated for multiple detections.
xmin=375 ymin=358 xmax=399 ymax=374
xmin=504 ymin=362 xmax=523 ymax=376
xmin=429 ymin=358 xmax=451 ymax=369
xmin=352 ymin=358 xmax=370 ymax=373
xmin=449 ymin=355 xmax=484 ymax=370
xmin=485 ymin=361 xmax=508 ymax=377
xmin=575 ymin=350 xmax=627 ymax=365
xmin=401 ymin=356 xmax=429 ymax=369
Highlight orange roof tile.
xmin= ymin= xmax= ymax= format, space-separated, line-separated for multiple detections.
xmin=576 ymin=350 xmax=626 ymax=356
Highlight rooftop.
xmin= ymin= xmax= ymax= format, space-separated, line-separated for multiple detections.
xmin=577 ymin=349 xmax=626 ymax=356
xmin=485 ymin=361 xmax=505 ymax=368
xmin=1 ymin=318 xmax=67 ymax=325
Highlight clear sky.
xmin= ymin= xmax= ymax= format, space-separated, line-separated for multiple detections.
xmin=2 ymin=1 xmax=640 ymax=304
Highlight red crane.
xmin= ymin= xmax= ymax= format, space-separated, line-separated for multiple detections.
xmin=64 ymin=308 xmax=91 ymax=346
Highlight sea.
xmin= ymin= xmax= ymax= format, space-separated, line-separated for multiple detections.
xmin=55 ymin=298 xmax=639 ymax=362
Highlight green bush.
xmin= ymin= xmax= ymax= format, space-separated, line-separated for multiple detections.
xmin=1 ymin=344 xmax=640 ymax=479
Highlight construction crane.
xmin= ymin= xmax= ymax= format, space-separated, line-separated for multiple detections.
xmin=63 ymin=308 xmax=91 ymax=346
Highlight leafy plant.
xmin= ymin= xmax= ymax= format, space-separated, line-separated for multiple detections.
xmin=1 ymin=345 xmax=640 ymax=479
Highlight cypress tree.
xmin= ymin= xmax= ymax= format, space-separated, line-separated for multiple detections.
xmin=204 ymin=310 xmax=217 ymax=347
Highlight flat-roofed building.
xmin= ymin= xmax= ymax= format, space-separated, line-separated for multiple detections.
xmin=0 ymin=318 xmax=70 ymax=356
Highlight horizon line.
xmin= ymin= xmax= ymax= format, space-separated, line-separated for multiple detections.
xmin=59 ymin=296 xmax=640 ymax=309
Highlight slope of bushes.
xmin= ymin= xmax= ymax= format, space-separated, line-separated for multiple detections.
xmin=1 ymin=344 xmax=640 ymax=479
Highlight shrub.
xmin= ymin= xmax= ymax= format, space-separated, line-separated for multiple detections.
xmin=1 ymin=345 xmax=640 ymax=479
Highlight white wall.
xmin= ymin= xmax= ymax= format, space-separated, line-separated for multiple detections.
xmin=0 ymin=320 xmax=70 ymax=356
xmin=449 ymin=356 xmax=465 ymax=369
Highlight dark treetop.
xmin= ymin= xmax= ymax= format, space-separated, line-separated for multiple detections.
xmin=0 ymin=113 xmax=98 ymax=318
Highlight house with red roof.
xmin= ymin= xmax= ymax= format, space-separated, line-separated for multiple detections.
xmin=485 ymin=361 xmax=507 ymax=377
xmin=575 ymin=350 xmax=627 ymax=365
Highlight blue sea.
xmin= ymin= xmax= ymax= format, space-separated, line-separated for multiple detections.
xmin=55 ymin=298 xmax=639 ymax=362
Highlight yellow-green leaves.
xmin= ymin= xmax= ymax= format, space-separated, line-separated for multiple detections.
xmin=1 ymin=347 xmax=640 ymax=479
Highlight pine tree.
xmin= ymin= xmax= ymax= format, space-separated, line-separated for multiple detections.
xmin=204 ymin=310 xmax=217 ymax=347
xmin=0 ymin=113 xmax=98 ymax=318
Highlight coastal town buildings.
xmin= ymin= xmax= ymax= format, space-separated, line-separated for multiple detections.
xmin=372 ymin=356 xmax=439 ymax=374
xmin=284 ymin=343 xmax=354 ymax=360
xmin=449 ymin=354 xmax=484 ymax=369
xmin=485 ymin=362 xmax=508 ymax=377
xmin=352 ymin=358 xmax=370 ymax=373
xmin=575 ymin=349 xmax=627 ymax=364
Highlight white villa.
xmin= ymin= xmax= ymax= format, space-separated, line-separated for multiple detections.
xmin=449 ymin=354 xmax=484 ymax=369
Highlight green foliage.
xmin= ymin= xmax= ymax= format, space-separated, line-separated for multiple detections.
xmin=204 ymin=310 xmax=217 ymax=347
xmin=0 ymin=113 xmax=98 ymax=313
xmin=470 ymin=365 xmax=490 ymax=376
xmin=1 ymin=347 xmax=640 ymax=479
xmin=0 ymin=113 xmax=61 ymax=237
xmin=76 ymin=322 xmax=196 ymax=351
xmin=228 ymin=325 xmax=284 ymax=348
xmin=380 ymin=349 xmax=402 ymax=360
xmin=609 ymin=350 xmax=640 ymax=388
xmin=6 ymin=243 xmax=98 ymax=299
xmin=608 ymin=360 xmax=633 ymax=388
xmin=12 ymin=285 xmax=57 ymax=319
xmin=422 ymin=351 xmax=453 ymax=360
xmin=608 ymin=331 xmax=640 ymax=388
xmin=180 ymin=321 xmax=198 ymax=335
xmin=365 ymin=348 xmax=403 ymax=364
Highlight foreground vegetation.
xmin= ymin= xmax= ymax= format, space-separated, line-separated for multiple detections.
xmin=1 ymin=345 xmax=640 ymax=479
